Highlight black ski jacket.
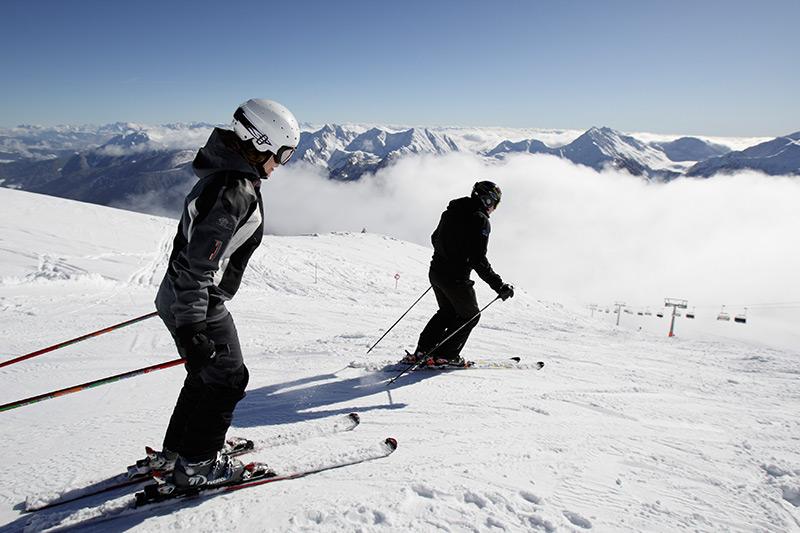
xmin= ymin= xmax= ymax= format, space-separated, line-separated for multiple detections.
xmin=429 ymin=196 xmax=504 ymax=291
xmin=156 ymin=128 xmax=264 ymax=328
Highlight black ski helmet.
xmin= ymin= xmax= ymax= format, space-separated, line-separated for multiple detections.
xmin=472 ymin=180 xmax=502 ymax=209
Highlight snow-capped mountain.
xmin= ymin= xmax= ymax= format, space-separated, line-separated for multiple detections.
xmin=294 ymin=124 xmax=362 ymax=167
xmin=327 ymin=149 xmax=384 ymax=181
xmin=651 ymin=136 xmax=731 ymax=162
xmin=1 ymin=123 xmax=797 ymax=218
xmin=487 ymin=126 xmax=684 ymax=180
xmin=293 ymin=126 xmax=461 ymax=180
xmin=345 ymin=127 xmax=459 ymax=158
xmin=485 ymin=138 xmax=553 ymax=158
xmin=686 ymin=131 xmax=800 ymax=177
xmin=0 ymin=123 xmax=135 ymax=163
xmin=0 ymin=129 xmax=199 ymax=215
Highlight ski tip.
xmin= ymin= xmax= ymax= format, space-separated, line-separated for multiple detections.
xmin=384 ymin=437 xmax=398 ymax=451
xmin=536 ymin=361 xmax=545 ymax=369
xmin=510 ymin=357 xmax=521 ymax=363
xmin=145 ymin=445 xmax=156 ymax=455
xmin=347 ymin=412 xmax=361 ymax=424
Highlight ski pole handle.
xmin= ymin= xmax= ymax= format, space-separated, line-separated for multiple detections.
xmin=0 ymin=311 xmax=159 ymax=369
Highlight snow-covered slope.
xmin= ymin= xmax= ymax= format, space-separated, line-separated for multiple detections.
xmin=687 ymin=131 xmax=800 ymax=177
xmin=1 ymin=188 xmax=798 ymax=532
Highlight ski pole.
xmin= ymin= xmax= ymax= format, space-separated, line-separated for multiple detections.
xmin=0 ymin=357 xmax=183 ymax=413
xmin=388 ymin=296 xmax=501 ymax=385
xmin=0 ymin=311 xmax=158 ymax=369
xmin=366 ymin=286 xmax=432 ymax=354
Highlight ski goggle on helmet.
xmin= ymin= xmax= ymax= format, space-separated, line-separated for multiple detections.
xmin=472 ymin=180 xmax=502 ymax=209
xmin=232 ymin=99 xmax=300 ymax=165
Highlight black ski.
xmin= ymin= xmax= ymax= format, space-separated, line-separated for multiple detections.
xmin=413 ymin=357 xmax=544 ymax=370
xmin=22 ymin=438 xmax=397 ymax=531
xmin=134 ymin=438 xmax=397 ymax=508
xmin=24 ymin=437 xmax=255 ymax=512
xmin=25 ymin=412 xmax=361 ymax=512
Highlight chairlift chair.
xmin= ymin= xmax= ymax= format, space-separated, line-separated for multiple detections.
xmin=734 ymin=308 xmax=747 ymax=324
xmin=717 ymin=305 xmax=730 ymax=321
xmin=686 ymin=307 xmax=695 ymax=319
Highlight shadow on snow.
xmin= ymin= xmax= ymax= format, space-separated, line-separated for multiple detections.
xmin=3 ymin=365 xmax=447 ymax=532
xmin=233 ymin=364 xmax=442 ymax=427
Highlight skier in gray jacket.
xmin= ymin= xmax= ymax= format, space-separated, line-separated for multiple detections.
xmin=151 ymin=99 xmax=299 ymax=487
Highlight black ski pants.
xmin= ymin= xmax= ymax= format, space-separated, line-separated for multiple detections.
xmin=416 ymin=268 xmax=481 ymax=359
xmin=158 ymin=307 xmax=249 ymax=462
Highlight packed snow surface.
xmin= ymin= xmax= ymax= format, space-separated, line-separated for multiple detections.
xmin=0 ymin=188 xmax=798 ymax=532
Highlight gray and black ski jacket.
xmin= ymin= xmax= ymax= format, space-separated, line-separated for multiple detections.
xmin=156 ymin=128 xmax=264 ymax=328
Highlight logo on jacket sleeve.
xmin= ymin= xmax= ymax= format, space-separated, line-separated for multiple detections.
xmin=208 ymin=240 xmax=223 ymax=261
xmin=215 ymin=216 xmax=235 ymax=231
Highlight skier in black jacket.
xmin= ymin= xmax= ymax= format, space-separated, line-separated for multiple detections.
xmin=145 ymin=99 xmax=299 ymax=488
xmin=404 ymin=181 xmax=514 ymax=367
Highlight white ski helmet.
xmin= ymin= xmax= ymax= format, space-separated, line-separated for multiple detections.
xmin=232 ymin=99 xmax=300 ymax=164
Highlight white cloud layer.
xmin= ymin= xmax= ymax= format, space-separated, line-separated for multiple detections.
xmin=263 ymin=153 xmax=800 ymax=326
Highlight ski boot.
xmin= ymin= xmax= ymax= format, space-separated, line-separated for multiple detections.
xmin=443 ymin=356 xmax=472 ymax=368
xmin=128 ymin=447 xmax=178 ymax=478
xmin=172 ymin=452 xmax=246 ymax=488
xmin=400 ymin=350 xmax=426 ymax=364
xmin=421 ymin=356 xmax=472 ymax=369
xmin=128 ymin=437 xmax=253 ymax=479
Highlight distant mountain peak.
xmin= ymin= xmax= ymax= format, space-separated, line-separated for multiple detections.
xmin=487 ymin=126 xmax=680 ymax=180
xmin=102 ymin=130 xmax=152 ymax=148
xmin=687 ymin=131 xmax=800 ymax=177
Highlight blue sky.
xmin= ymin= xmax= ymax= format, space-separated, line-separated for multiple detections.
xmin=1 ymin=0 xmax=797 ymax=136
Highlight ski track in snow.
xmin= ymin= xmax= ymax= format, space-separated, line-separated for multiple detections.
xmin=0 ymin=188 xmax=799 ymax=532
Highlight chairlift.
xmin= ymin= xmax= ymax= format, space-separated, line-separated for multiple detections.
xmin=686 ymin=307 xmax=695 ymax=319
xmin=734 ymin=308 xmax=747 ymax=324
xmin=717 ymin=305 xmax=730 ymax=321
xmin=637 ymin=311 xmax=643 ymax=316
xmin=656 ymin=312 xmax=664 ymax=318
xmin=644 ymin=310 xmax=652 ymax=316
xmin=624 ymin=309 xmax=632 ymax=314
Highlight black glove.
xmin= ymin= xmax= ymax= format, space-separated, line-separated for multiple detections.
xmin=175 ymin=322 xmax=215 ymax=372
xmin=498 ymin=283 xmax=515 ymax=301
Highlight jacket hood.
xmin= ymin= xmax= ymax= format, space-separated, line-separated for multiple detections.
xmin=192 ymin=128 xmax=259 ymax=180
xmin=447 ymin=196 xmax=484 ymax=214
